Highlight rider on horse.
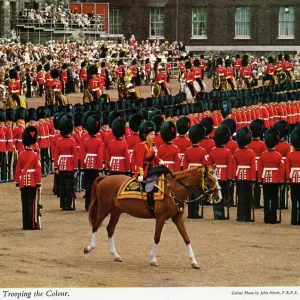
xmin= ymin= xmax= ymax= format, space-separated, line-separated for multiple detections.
xmin=193 ymin=59 xmax=205 ymax=91
xmin=155 ymin=66 xmax=169 ymax=95
xmin=48 ymin=68 xmax=63 ymax=105
xmin=88 ymin=64 xmax=103 ymax=101
xmin=182 ymin=60 xmax=195 ymax=97
xmin=8 ymin=68 xmax=21 ymax=107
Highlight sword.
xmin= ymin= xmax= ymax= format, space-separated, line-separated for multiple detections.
xmin=278 ymin=183 xmax=283 ymax=223
xmin=251 ymin=181 xmax=255 ymax=222
xmin=36 ymin=187 xmax=42 ymax=229
xmin=226 ymin=180 xmax=231 ymax=220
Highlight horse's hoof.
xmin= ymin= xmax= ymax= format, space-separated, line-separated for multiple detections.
xmin=151 ymin=261 xmax=159 ymax=267
xmin=84 ymin=247 xmax=89 ymax=254
xmin=114 ymin=256 xmax=123 ymax=262
xmin=191 ymin=263 xmax=200 ymax=269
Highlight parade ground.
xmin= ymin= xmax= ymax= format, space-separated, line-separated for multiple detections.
xmin=1 ymin=79 xmax=300 ymax=288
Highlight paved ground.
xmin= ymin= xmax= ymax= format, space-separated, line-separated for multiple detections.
xmin=1 ymin=78 xmax=300 ymax=288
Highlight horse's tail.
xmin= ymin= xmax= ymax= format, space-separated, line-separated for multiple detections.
xmin=88 ymin=175 xmax=106 ymax=226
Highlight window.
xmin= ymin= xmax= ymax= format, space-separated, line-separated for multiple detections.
xmin=150 ymin=7 xmax=164 ymax=37
xmin=279 ymin=6 xmax=294 ymax=37
xmin=235 ymin=7 xmax=250 ymax=38
xmin=192 ymin=7 xmax=207 ymax=37
xmin=110 ymin=9 xmax=122 ymax=34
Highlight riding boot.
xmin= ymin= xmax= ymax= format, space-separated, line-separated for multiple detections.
xmin=147 ymin=191 xmax=155 ymax=217
xmin=213 ymin=201 xmax=225 ymax=220
xmin=187 ymin=191 xmax=201 ymax=219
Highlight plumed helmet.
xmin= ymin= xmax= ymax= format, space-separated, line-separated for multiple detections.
xmin=200 ymin=117 xmax=214 ymax=136
xmin=273 ymin=120 xmax=289 ymax=139
xmin=22 ymin=125 xmax=38 ymax=147
xmin=250 ymin=119 xmax=264 ymax=138
xmin=185 ymin=60 xmax=192 ymax=70
xmin=53 ymin=112 xmax=65 ymax=130
xmin=86 ymin=114 xmax=101 ymax=136
xmin=107 ymin=110 xmax=121 ymax=128
xmin=194 ymin=59 xmax=200 ymax=67
xmin=265 ymin=127 xmax=280 ymax=149
xmin=129 ymin=114 xmax=144 ymax=132
xmin=221 ymin=118 xmax=236 ymax=136
xmin=151 ymin=115 xmax=164 ymax=133
xmin=0 ymin=109 xmax=6 ymax=122
xmin=89 ymin=64 xmax=98 ymax=75
xmin=236 ymin=127 xmax=252 ymax=148
xmin=189 ymin=123 xmax=206 ymax=144
xmin=74 ymin=112 xmax=83 ymax=127
xmin=58 ymin=114 xmax=74 ymax=136
xmin=176 ymin=116 xmax=190 ymax=135
xmin=215 ymin=125 xmax=231 ymax=147
xmin=15 ymin=107 xmax=27 ymax=121
xmin=139 ymin=120 xmax=156 ymax=142
xmin=291 ymin=128 xmax=300 ymax=149
xmin=50 ymin=68 xmax=59 ymax=79
xmin=6 ymin=108 xmax=15 ymax=121
xmin=9 ymin=68 xmax=18 ymax=79
xmin=26 ymin=108 xmax=37 ymax=122
xmin=160 ymin=121 xmax=177 ymax=142
xmin=112 ymin=118 xmax=126 ymax=139
xmin=36 ymin=106 xmax=47 ymax=119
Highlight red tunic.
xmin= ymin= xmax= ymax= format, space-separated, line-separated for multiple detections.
xmin=60 ymin=70 xmax=68 ymax=83
xmin=15 ymin=149 xmax=42 ymax=188
xmin=35 ymin=71 xmax=45 ymax=85
xmin=8 ymin=80 xmax=21 ymax=96
xmin=286 ymin=150 xmax=300 ymax=183
xmin=5 ymin=126 xmax=14 ymax=152
xmin=48 ymin=79 xmax=62 ymax=94
xmin=36 ymin=122 xmax=49 ymax=149
xmin=13 ymin=125 xmax=24 ymax=153
xmin=79 ymin=68 xmax=87 ymax=81
xmin=233 ymin=148 xmax=256 ymax=181
xmin=0 ymin=126 xmax=6 ymax=152
xmin=209 ymin=147 xmax=233 ymax=180
xmin=157 ymin=142 xmax=181 ymax=171
xmin=45 ymin=72 xmax=52 ymax=88
xmin=247 ymin=139 xmax=267 ymax=173
xmin=81 ymin=135 xmax=103 ymax=170
xmin=224 ymin=139 xmax=238 ymax=155
xmin=183 ymin=145 xmax=211 ymax=170
xmin=155 ymin=73 xmax=167 ymax=85
xmin=198 ymin=138 xmax=216 ymax=154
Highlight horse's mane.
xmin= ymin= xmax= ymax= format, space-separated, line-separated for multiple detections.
xmin=172 ymin=167 xmax=203 ymax=180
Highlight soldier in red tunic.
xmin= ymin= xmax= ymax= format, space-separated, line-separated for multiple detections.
xmin=247 ymin=119 xmax=267 ymax=208
xmin=263 ymin=56 xmax=277 ymax=85
xmin=15 ymin=126 xmax=42 ymax=230
xmin=199 ymin=117 xmax=215 ymax=154
xmin=155 ymin=66 xmax=169 ymax=95
xmin=4 ymin=108 xmax=15 ymax=182
xmin=258 ymin=128 xmax=285 ymax=224
xmin=158 ymin=121 xmax=181 ymax=172
xmin=81 ymin=114 xmax=103 ymax=211
xmin=117 ymin=60 xmax=125 ymax=84
xmin=105 ymin=118 xmax=130 ymax=175
xmin=183 ymin=123 xmax=211 ymax=218
xmin=286 ymin=128 xmax=300 ymax=225
xmin=0 ymin=109 xmax=6 ymax=183
xmin=166 ymin=57 xmax=172 ymax=83
xmin=60 ymin=63 xmax=68 ymax=95
xmin=13 ymin=107 xmax=26 ymax=154
xmin=234 ymin=54 xmax=242 ymax=78
xmin=182 ymin=61 xmax=195 ymax=97
xmin=210 ymin=125 xmax=233 ymax=219
xmin=54 ymin=115 xmax=78 ymax=211
xmin=193 ymin=59 xmax=205 ymax=91
xmin=79 ymin=61 xmax=88 ymax=91
xmin=233 ymin=127 xmax=256 ymax=222
xmin=8 ymin=69 xmax=21 ymax=106
xmin=44 ymin=63 xmax=52 ymax=89
xmin=144 ymin=58 xmax=152 ymax=86
xmin=35 ymin=64 xmax=45 ymax=97
xmin=151 ymin=114 xmax=164 ymax=151
xmin=199 ymin=54 xmax=206 ymax=80
xmin=48 ymin=68 xmax=63 ymax=105
xmin=88 ymin=64 xmax=102 ymax=101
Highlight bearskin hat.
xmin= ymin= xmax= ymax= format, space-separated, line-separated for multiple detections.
xmin=278 ymin=54 xmax=283 ymax=61
xmin=176 ymin=116 xmax=190 ymax=135
xmin=50 ymin=68 xmax=59 ymax=79
xmin=112 ymin=118 xmax=126 ymax=139
xmin=268 ymin=56 xmax=274 ymax=64
xmin=101 ymin=61 xmax=106 ymax=68
xmin=225 ymin=59 xmax=232 ymax=67
xmin=216 ymin=57 xmax=223 ymax=66
xmin=291 ymin=128 xmax=300 ymax=149
xmin=9 ymin=68 xmax=17 ymax=79
xmin=53 ymin=112 xmax=65 ymax=130
xmin=215 ymin=125 xmax=231 ymax=147
xmin=265 ymin=127 xmax=280 ymax=149
xmin=236 ymin=54 xmax=240 ymax=59
xmin=86 ymin=114 xmax=101 ymax=136
xmin=189 ymin=124 xmax=206 ymax=144
xmin=151 ymin=115 xmax=164 ymax=133
xmin=200 ymin=117 xmax=214 ymax=136
xmin=57 ymin=105 xmax=67 ymax=113
xmin=89 ymin=64 xmax=98 ymax=76
xmin=274 ymin=120 xmax=289 ymax=139
xmin=194 ymin=59 xmax=200 ymax=67
xmin=62 ymin=63 xmax=68 ymax=70
xmin=81 ymin=61 xmax=87 ymax=68
xmin=47 ymin=105 xmax=56 ymax=117
xmin=58 ymin=114 xmax=74 ymax=136
xmin=6 ymin=108 xmax=15 ymax=121
xmin=44 ymin=63 xmax=50 ymax=72
xmin=74 ymin=112 xmax=83 ymax=127
xmin=221 ymin=118 xmax=236 ymax=136
xmin=0 ymin=109 xmax=6 ymax=122
xmin=250 ymin=119 xmax=264 ymax=138
xmin=26 ymin=108 xmax=37 ymax=122
xmin=73 ymin=103 xmax=83 ymax=113
xmin=82 ymin=102 xmax=91 ymax=113
xmin=160 ymin=121 xmax=177 ymax=142
xmin=145 ymin=58 xmax=149 ymax=64
xmin=242 ymin=57 xmax=248 ymax=67
xmin=129 ymin=114 xmax=144 ymax=132
xmin=236 ymin=127 xmax=252 ymax=148
xmin=36 ymin=106 xmax=47 ymax=119
xmin=118 ymin=59 xmax=123 ymax=66
xmin=15 ymin=107 xmax=27 ymax=121
xmin=107 ymin=111 xmax=121 ymax=128
xmin=90 ymin=101 xmax=101 ymax=112
xmin=139 ymin=120 xmax=156 ymax=142
xmin=22 ymin=125 xmax=38 ymax=147
xmin=284 ymin=53 xmax=290 ymax=61
xmin=37 ymin=64 xmax=43 ymax=72
xmin=185 ymin=60 xmax=192 ymax=70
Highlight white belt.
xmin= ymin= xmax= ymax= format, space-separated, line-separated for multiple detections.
xmin=0 ymin=139 xmax=6 ymax=142
xmin=15 ymin=139 xmax=22 ymax=142
xmin=262 ymin=168 xmax=278 ymax=178
xmin=58 ymin=155 xmax=73 ymax=165
xmin=162 ymin=161 xmax=175 ymax=164
xmin=84 ymin=153 xmax=97 ymax=164
xmin=236 ymin=165 xmax=250 ymax=175
xmin=39 ymin=136 xmax=49 ymax=139
xmin=110 ymin=156 xmax=125 ymax=166
xmin=290 ymin=168 xmax=300 ymax=178
xmin=188 ymin=163 xmax=202 ymax=169
xmin=6 ymin=139 xmax=13 ymax=142
xmin=22 ymin=169 xmax=35 ymax=173
xmin=216 ymin=165 xmax=227 ymax=168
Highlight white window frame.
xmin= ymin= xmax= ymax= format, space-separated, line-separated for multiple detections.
xmin=235 ymin=7 xmax=251 ymax=39
xmin=109 ymin=9 xmax=122 ymax=35
xmin=149 ymin=7 xmax=164 ymax=38
xmin=278 ymin=6 xmax=295 ymax=39
xmin=191 ymin=7 xmax=207 ymax=39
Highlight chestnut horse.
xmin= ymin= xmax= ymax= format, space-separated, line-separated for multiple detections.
xmin=84 ymin=166 xmax=222 ymax=269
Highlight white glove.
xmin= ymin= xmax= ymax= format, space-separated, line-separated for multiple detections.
xmin=137 ymin=176 xmax=144 ymax=182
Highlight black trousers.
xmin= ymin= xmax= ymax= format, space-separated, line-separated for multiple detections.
xmin=236 ymin=181 xmax=252 ymax=221
xmin=254 ymin=181 xmax=262 ymax=208
xmin=59 ymin=171 xmax=75 ymax=210
xmin=188 ymin=188 xmax=202 ymax=219
xmin=263 ymin=183 xmax=279 ymax=224
xmin=38 ymin=84 xmax=43 ymax=97
xmin=213 ymin=180 xmax=227 ymax=219
xmin=290 ymin=184 xmax=300 ymax=225
xmin=0 ymin=152 xmax=4 ymax=182
xmin=4 ymin=152 xmax=13 ymax=181
xmin=21 ymin=187 xmax=37 ymax=230
xmin=84 ymin=169 xmax=99 ymax=211
xmin=40 ymin=148 xmax=49 ymax=176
